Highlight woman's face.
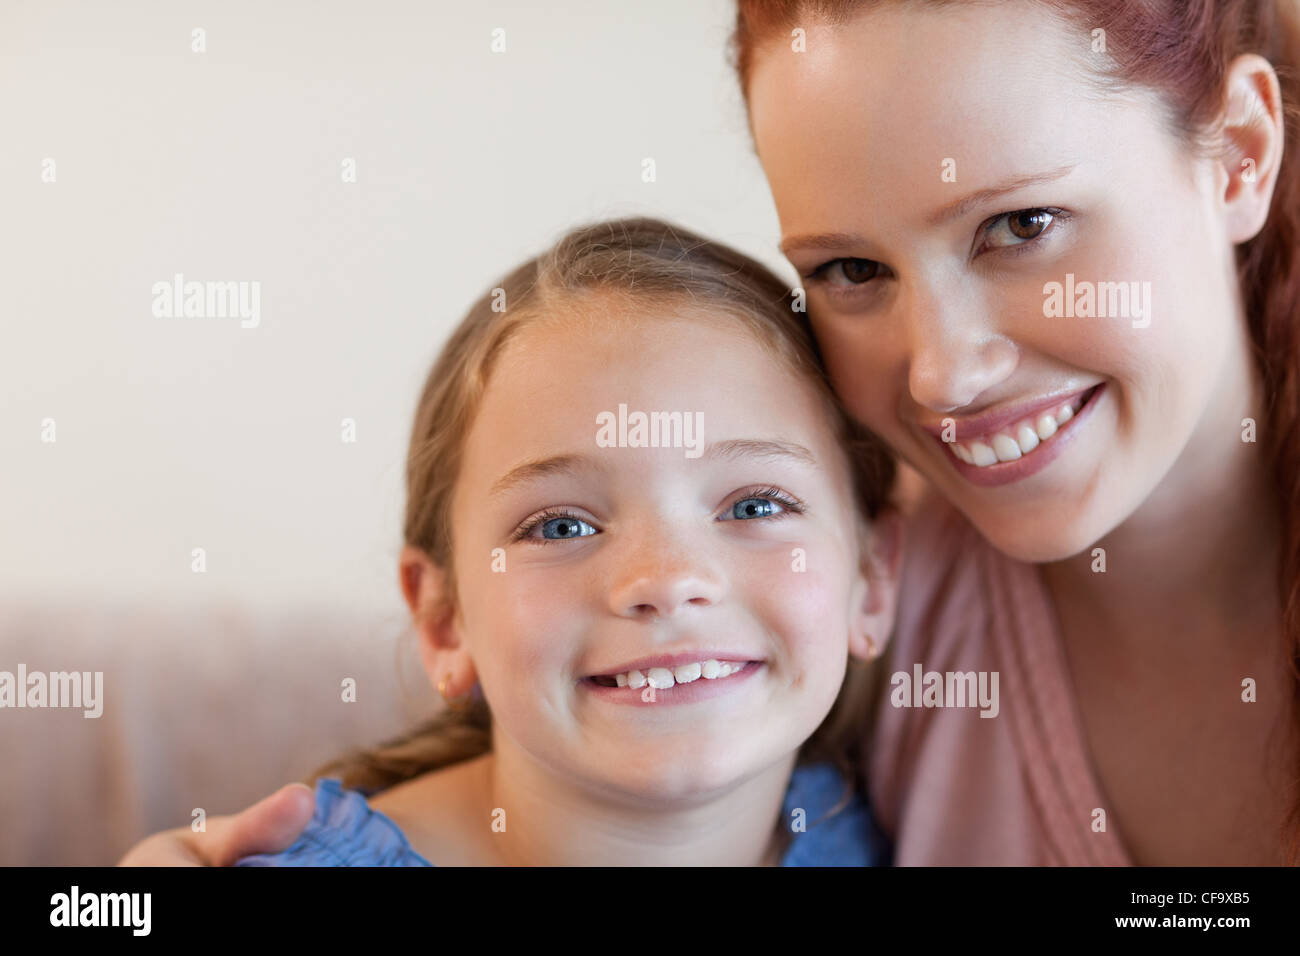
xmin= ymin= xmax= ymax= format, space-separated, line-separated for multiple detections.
xmin=747 ymin=2 xmax=1253 ymax=561
xmin=444 ymin=301 xmax=881 ymax=803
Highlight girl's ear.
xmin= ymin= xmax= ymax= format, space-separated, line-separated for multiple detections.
xmin=399 ymin=545 xmax=477 ymax=697
xmin=1220 ymin=53 xmax=1285 ymax=244
xmin=848 ymin=508 xmax=904 ymax=663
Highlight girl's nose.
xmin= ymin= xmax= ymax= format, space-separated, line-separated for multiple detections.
xmin=607 ymin=543 xmax=725 ymax=620
xmin=903 ymin=284 xmax=1019 ymax=412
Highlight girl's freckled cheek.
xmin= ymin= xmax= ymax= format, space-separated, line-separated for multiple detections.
xmin=753 ymin=562 xmax=849 ymax=658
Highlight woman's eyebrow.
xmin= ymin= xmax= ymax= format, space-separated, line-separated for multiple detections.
xmin=779 ymin=163 xmax=1079 ymax=255
xmin=923 ymin=163 xmax=1078 ymax=227
xmin=780 ymin=231 xmax=864 ymax=256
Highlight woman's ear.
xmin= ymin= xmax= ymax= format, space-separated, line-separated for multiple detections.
xmin=847 ymin=507 xmax=904 ymax=663
xmin=399 ymin=545 xmax=476 ymax=697
xmin=1220 ymin=53 xmax=1285 ymax=244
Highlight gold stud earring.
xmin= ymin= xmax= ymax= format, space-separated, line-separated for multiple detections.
xmin=437 ymin=673 xmax=473 ymax=712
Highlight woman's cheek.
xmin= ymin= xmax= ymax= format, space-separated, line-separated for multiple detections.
xmin=816 ymin=326 xmax=897 ymax=438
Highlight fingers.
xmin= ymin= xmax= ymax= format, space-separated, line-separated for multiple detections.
xmin=209 ymin=783 xmax=316 ymax=867
xmin=117 ymin=827 xmax=208 ymax=866
xmin=115 ymin=782 xmax=316 ymax=867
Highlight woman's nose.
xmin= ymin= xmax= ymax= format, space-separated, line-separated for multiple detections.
xmin=607 ymin=538 xmax=725 ymax=620
xmin=903 ymin=284 xmax=1019 ymax=412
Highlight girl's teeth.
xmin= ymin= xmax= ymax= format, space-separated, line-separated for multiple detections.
xmin=603 ymin=659 xmax=747 ymax=690
xmin=948 ymin=392 xmax=1091 ymax=469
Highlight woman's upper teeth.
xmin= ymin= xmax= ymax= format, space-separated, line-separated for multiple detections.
xmin=615 ymin=659 xmax=748 ymax=689
xmin=949 ymin=396 xmax=1082 ymax=467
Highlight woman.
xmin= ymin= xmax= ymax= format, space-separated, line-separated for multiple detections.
xmin=122 ymin=0 xmax=1299 ymax=865
xmin=734 ymin=0 xmax=1299 ymax=865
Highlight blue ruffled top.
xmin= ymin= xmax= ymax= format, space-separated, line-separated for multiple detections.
xmin=236 ymin=760 xmax=889 ymax=867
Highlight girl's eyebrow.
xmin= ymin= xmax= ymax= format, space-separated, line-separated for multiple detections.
xmin=488 ymin=439 xmax=818 ymax=499
xmin=708 ymin=438 xmax=818 ymax=467
xmin=779 ymin=163 xmax=1078 ymax=254
xmin=489 ymin=454 xmax=609 ymax=499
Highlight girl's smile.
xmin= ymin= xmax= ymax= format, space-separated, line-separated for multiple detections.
xmin=580 ymin=657 xmax=766 ymax=707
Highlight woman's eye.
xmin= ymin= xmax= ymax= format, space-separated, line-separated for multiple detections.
xmin=982 ymin=208 xmax=1064 ymax=250
xmin=807 ymin=257 xmax=884 ymax=288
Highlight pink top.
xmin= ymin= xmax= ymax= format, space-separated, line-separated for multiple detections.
xmin=867 ymin=490 xmax=1133 ymax=865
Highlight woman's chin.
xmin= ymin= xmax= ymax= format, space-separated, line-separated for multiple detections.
xmin=963 ymin=508 xmax=1111 ymax=566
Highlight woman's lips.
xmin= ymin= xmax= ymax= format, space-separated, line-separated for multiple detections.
xmin=919 ymin=384 xmax=1098 ymax=441
xmin=934 ymin=383 xmax=1105 ymax=487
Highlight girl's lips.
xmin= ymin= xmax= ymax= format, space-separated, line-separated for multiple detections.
xmin=584 ymin=651 xmax=764 ymax=679
xmin=579 ymin=661 xmax=765 ymax=707
xmin=937 ymin=383 xmax=1106 ymax=488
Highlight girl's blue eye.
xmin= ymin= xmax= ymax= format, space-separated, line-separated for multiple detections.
xmin=720 ymin=487 xmax=804 ymax=522
xmin=538 ymin=515 xmax=596 ymax=539
xmin=730 ymin=497 xmax=781 ymax=520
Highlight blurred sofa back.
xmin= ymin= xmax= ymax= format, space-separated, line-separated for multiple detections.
xmin=1 ymin=600 xmax=437 ymax=866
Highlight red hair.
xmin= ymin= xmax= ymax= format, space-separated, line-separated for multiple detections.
xmin=731 ymin=0 xmax=1300 ymax=862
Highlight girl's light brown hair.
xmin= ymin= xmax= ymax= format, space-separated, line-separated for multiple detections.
xmin=310 ymin=217 xmax=896 ymax=836
xmin=732 ymin=0 xmax=1300 ymax=860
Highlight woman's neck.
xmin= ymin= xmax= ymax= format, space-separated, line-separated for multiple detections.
xmin=473 ymin=733 xmax=799 ymax=867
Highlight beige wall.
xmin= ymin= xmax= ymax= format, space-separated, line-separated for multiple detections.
xmin=1 ymin=0 xmax=787 ymax=613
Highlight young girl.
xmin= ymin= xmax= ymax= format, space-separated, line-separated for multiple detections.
xmin=734 ymin=0 xmax=1300 ymax=864
xmin=232 ymin=217 xmax=903 ymax=866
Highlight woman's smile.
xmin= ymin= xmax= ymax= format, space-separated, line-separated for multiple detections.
xmin=925 ymin=383 xmax=1106 ymax=487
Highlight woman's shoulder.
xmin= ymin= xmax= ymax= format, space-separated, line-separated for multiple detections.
xmin=235 ymin=777 xmax=434 ymax=867
xmin=891 ymin=487 xmax=1001 ymax=649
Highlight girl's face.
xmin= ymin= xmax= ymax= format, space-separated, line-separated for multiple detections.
xmin=747 ymin=2 xmax=1259 ymax=561
xmin=444 ymin=301 xmax=887 ymax=802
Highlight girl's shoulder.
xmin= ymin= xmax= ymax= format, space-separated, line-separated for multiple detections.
xmin=234 ymin=757 xmax=886 ymax=866
xmin=782 ymin=761 xmax=891 ymax=866
xmin=235 ymin=755 xmax=492 ymax=867
xmin=235 ymin=777 xmax=435 ymax=867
